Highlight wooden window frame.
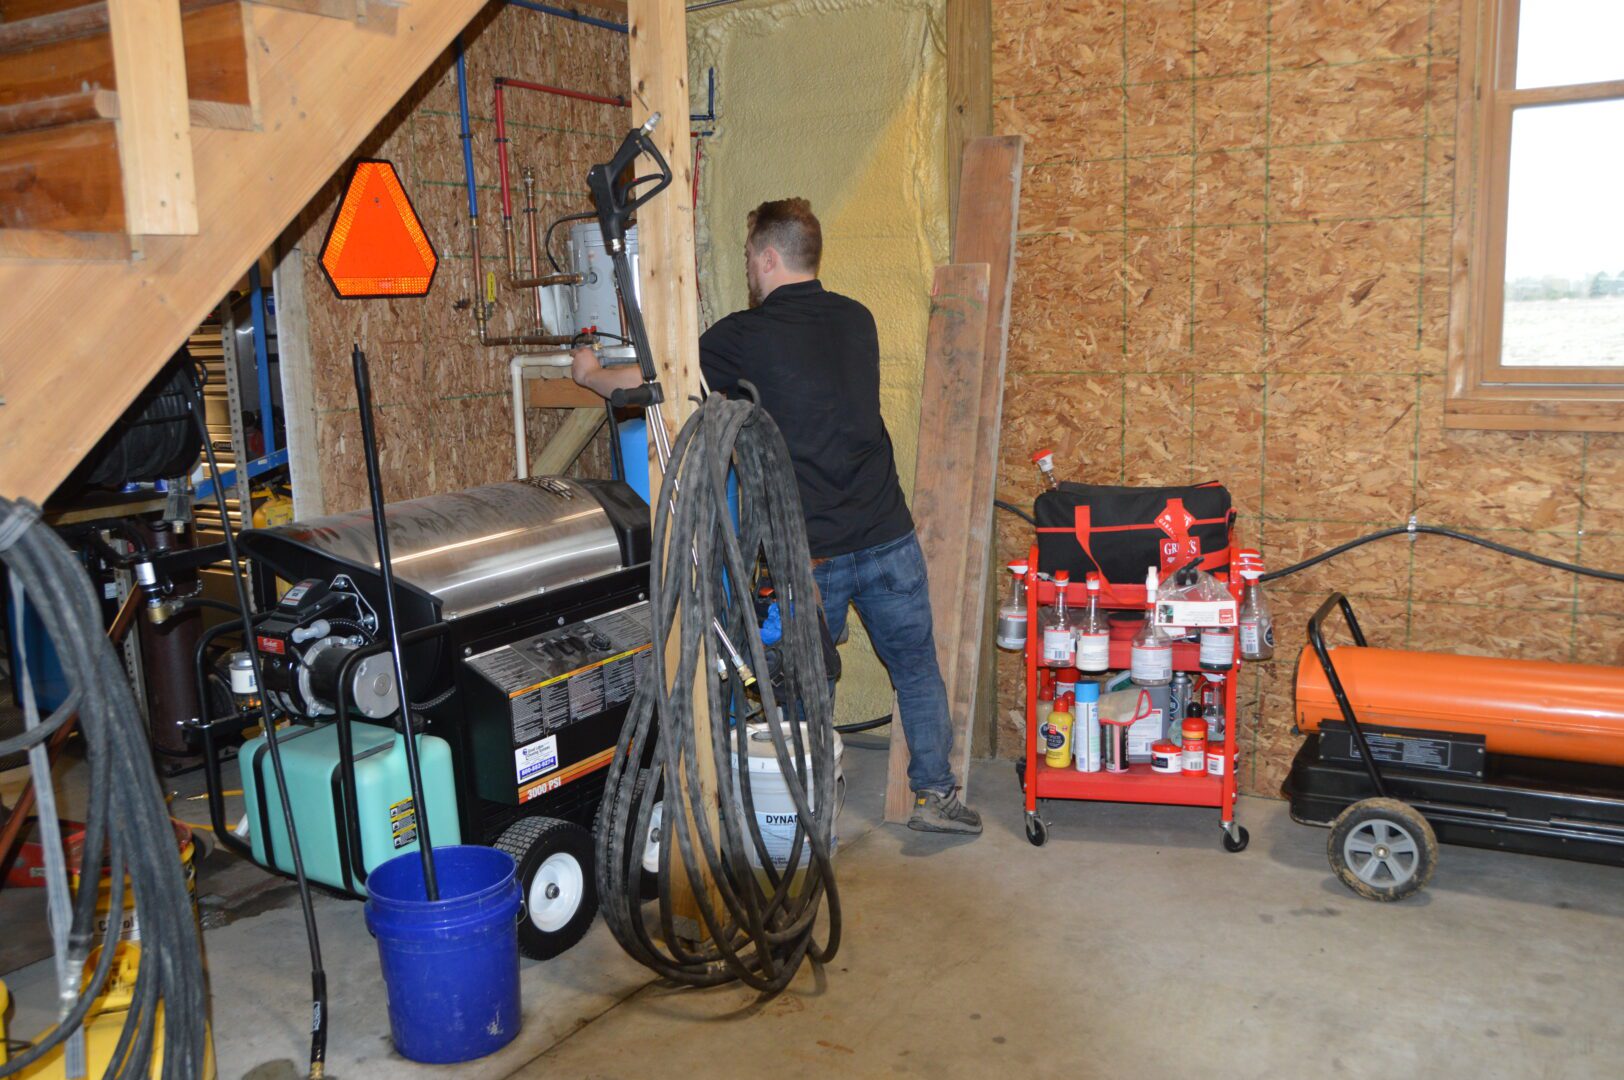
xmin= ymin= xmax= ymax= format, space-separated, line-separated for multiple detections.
xmin=1446 ymin=0 xmax=1624 ymax=431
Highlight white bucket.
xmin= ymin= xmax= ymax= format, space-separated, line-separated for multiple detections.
xmin=729 ymin=722 xmax=845 ymax=873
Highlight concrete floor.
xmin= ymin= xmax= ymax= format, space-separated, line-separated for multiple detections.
xmin=6 ymin=735 xmax=1624 ymax=1079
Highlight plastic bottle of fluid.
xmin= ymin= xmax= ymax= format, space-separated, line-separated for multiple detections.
xmin=1039 ymin=571 xmax=1077 ymax=668
xmin=1031 ymin=448 xmax=1061 ymax=491
xmin=1199 ymin=624 xmax=1235 ymax=671
xmin=1202 ymin=674 xmax=1226 ymax=744
xmin=1074 ymin=681 xmax=1102 ymax=772
xmin=1238 ymin=563 xmax=1275 ymax=661
xmin=1130 ymin=567 xmax=1173 ymax=686
xmin=1043 ymin=693 xmax=1075 ymax=768
xmin=1075 ymin=574 xmax=1111 ymax=672
xmin=995 ymin=561 xmax=1029 ymax=652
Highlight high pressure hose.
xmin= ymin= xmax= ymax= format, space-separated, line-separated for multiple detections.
xmin=0 ymin=502 xmax=208 ymax=1078
xmin=182 ymin=362 xmax=330 ymax=1078
xmin=595 ymin=394 xmax=842 ymax=993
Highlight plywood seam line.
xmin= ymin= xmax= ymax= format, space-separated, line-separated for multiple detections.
xmin=1416 ymin=0 xmax=1439 ymax=348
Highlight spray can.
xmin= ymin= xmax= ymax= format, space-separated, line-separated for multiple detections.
xmin=1074 ymin=681 xmax=1101 ymax=772
xmin=1167 ymin=672 xmax=1192 ymax=744
xmin=1043 ymin=694 xmax=1075 ymax=768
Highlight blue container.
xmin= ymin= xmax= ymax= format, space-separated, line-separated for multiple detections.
xmin=364 ymin=845 xmax=522 ymax=1064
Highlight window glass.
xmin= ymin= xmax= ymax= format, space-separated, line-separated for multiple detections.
xmin=1500 ymin=99 xmax=1624 ymax=367
xmin=1515 ymin=0 xmax=1624 ymax=89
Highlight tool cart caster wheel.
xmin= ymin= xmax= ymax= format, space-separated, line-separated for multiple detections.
xmin=1024 ymin=814 xmax=1048 ymax=847
xmin=1327 ymin=798 xmax=1437 ymax=902
xmin=497 ymin=816 xmax=598 ymax=960
xmin=1221 ymin=824 xmax=1250 ymax=853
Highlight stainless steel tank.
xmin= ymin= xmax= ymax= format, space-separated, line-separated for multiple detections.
xmin=245 ymin=478 xmax=626 ymax=620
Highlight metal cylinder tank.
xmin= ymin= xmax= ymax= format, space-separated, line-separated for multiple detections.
xmin=1295 ymin=645 xmax=1624 ymax=767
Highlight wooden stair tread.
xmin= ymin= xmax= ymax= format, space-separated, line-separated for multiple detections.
xmin=0 ymin=0 xmax=230 ymax=55
xmin=0 ymin=1 xmax=255 ymax=118
xmin=0 ymin=86 xmax=114 ymax=133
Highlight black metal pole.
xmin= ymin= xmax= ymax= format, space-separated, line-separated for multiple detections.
xmin=351 ymin=344 xmax=439 ymax=901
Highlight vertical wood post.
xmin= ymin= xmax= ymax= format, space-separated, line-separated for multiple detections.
xmin=627 ymin=0 xmax=718 ymax=940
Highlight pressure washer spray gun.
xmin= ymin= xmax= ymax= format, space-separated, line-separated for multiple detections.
xmin=585 ymin=112 xmax=675 ymax=470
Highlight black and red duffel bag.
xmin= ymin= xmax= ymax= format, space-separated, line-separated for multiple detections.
xmin=1033 ymin=481 xmax=1235 ymax=584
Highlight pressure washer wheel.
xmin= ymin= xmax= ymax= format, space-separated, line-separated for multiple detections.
xmin=496 ymin=816 xmax=598 ymax=960
xmin=1327 ymin=798 xmax=1437 ymax=902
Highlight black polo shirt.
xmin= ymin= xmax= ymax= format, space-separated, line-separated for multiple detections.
xmin=698 ymin=279 xmax=914 ymax=559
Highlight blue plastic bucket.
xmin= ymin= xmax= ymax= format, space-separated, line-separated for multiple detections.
xmin=364 ymin=846 xmax=522 ymax=1064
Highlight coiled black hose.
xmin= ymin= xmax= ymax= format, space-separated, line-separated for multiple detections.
xmin=595 ymin=394 xmax=840 ymax=993
xmin=0 ymin=500 xmax=207 ymax=1078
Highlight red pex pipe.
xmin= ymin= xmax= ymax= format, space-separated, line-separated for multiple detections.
xmin=494 ymin=77 xmax=629 ymax=219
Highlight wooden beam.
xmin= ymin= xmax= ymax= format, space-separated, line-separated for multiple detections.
xmin=0 ymin=0 xmax=491 ymax=502
xmin=106 ymin=0 xmax=197 ymax=235
xmin=882 ymin=262 xmax=990 ymax=823
xmin=526 ymin=374 xmax=609 ymax=409
xmin=530 ymin=407 xmax=605 ymax=475
xmin=272 ymin=241 xmax=324 ymax=518
xmin=945 ymin=0 xmax=991 ymax=240
xmin=627 ymin=0 xmax=714 ymax=943
xmin=884 ymin=135 xmax=1022 ymax=822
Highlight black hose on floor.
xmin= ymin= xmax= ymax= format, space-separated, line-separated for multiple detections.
xmin=0 ymin=501 xmax=207 ymax=1079
xmin=595 ymin=394 xmax=840 ymax=993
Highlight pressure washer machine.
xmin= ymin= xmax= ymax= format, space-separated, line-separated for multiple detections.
xmin=193 ymin=476 xmax=655 ymax=958
xmin=1284 ymin=593 xmax=1624 ymax=901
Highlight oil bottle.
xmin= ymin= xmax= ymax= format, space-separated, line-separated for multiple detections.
xmin=1238 ymin=560 xmax=1274 ymax=661
xmin=1130 ymin=567 xmax=1173 ymax=686
xmin=1031 ymin=448 xmax=1061 ymax=490
xmin=1039 ymin=570 xmax=1077 ymax=668
xmin=1075 ymin=573 xmax=1111 ymax=673
xmin=995 ymin=560 xmax=1029 ymax=651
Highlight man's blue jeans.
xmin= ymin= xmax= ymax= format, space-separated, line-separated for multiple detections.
xmin=812 ymin=531 xmax=955 ymax=795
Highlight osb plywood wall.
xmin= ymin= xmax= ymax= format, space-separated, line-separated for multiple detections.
xmin=688 ymin=0 xmax=949 ymax=726
xmin=285 ymin=4 xmax=627 ymax=513
xmin=988 ymin=0 xmax=1624 ymax=797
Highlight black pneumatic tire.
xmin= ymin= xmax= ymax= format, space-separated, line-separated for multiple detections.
xmin=496 ymin=816 xmax=598 ymax=960
xmin=1327 ymin=798 xmax=1438 ymax=902
xmin=594 ymin=769 xmax=662 ymax=902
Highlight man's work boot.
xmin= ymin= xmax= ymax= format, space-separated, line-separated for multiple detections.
xmin=907 ymin=788 xmax=982 ymax=835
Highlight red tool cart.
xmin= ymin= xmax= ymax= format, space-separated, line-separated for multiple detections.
xmin=1018 ymin=542 xmax=1249 ymax=852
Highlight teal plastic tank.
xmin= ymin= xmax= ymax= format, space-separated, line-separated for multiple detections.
xmin=239 ymin=721 xmax=461 ymax=894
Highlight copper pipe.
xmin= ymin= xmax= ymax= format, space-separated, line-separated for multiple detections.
xmin=522 ymin=169 xmax=545 ymax=331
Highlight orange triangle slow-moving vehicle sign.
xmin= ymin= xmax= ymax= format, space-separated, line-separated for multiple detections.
xmin=319 ymin=159 xmax=438 ymax=299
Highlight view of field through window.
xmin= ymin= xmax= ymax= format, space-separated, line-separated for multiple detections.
xmin=1500 ymin=2 xmax=1624 ymax=368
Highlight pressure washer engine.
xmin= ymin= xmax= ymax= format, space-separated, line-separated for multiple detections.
xmin=195 ymin=476 xmax=654 ymax=958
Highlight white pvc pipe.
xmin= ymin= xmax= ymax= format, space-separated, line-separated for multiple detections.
xmin=509 ymin=351 xmax=572 ymax=479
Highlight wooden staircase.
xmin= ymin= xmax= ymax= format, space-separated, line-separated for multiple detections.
xmin=0 ymin=0 xmax=487 ymax=502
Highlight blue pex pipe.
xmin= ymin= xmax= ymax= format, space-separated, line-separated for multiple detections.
xmin=454 ymin=36 xmax=478 ymax=219
xmin=506 ymin=0 xmax=629 ymax=34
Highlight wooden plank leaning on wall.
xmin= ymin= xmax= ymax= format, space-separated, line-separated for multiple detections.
xmin=884 ymin=135 xmax=1022 ymax=823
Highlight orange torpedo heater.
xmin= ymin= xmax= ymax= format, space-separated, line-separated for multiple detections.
xmin=319 ymin=159 xmax=438 ymax=299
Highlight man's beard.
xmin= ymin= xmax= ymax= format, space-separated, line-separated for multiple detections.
xmin=747 ymin=273 xmax=762 ymax=308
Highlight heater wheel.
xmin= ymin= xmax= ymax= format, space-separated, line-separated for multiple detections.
xmin=1327 ymin=798 xmax=1437 ymax=902
xmin=497 ymin=816 xmax=598 ymax=960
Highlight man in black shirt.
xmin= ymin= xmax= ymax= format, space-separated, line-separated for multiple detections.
xmin=571 ymin=198 xmax=980 ymax=835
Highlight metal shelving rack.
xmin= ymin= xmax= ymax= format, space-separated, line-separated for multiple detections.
xmin=1019 ymin=542 xmax=1250 ymax=852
